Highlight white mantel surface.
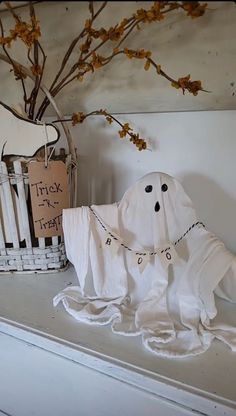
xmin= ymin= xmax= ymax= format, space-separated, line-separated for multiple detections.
xmin=0 ymin=266 xmax=236 ymax=416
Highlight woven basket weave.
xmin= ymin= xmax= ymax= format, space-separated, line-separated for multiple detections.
xmin=0 ymin=245 xmax=67 ymax=273
xmin=0 ymin=149 xmax=72 ymax=273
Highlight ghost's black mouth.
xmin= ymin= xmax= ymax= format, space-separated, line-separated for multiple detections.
xmin=155 ymin=201 xmax=160 ymax=212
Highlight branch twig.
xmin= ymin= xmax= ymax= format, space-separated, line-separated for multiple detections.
xmin=35 ymin=1 xmax=108 ymax=119
xmin=52 ymin=109 xmax=147 ymax=151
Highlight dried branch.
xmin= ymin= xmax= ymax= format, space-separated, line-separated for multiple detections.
xmin=93 ymin=1 xmax=108 ymax=20
xmin=89 ymin=1 xmax=94 ymax=19
xmin=27 ymin=2 xmax=47 ymax=119
xmin=0 ymin=15 xmax=29 ymax=114
xmin=3 ymin=1 xmax=20 ymax=21
xmin=0 ymin=1 xmax=208 ymax=152
xmin=52 ymin=47 xmax=206 ymax=100
xmin=20 ymin=77 xmax=28 ymax=113
xmin=50 ymin=3 xmax=107 ymax=91
xmin=35 ymin=1 xmax=208 ymax=119
xmin=35 ymin=1 xmax=108 ymax=120
xmin=0 ymin=2 xmax=40 ymax=14
xmin=52 ymin=109 xmax=147 ymax=151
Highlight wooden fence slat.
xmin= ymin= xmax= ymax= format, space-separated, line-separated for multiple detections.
xmin=38 ymin=238 xmax=46 ymax=249
xmin=0 ymin=211 xmax=6 ymax=251
xmin=0 ymin=167 xmax=11 ymax=244
xmin=0 ymin=185 xmax=6 ymax=251
xmin=0 ymin=162 xmax=19 ymax=248
xmin=13 ymin=161 xmax=32 ymax=249
xmin=52 ymin=236 xmax=58 ymax=246
xmin=65 ymin=153 xmax=72 ymax=208
xmin=60 ymin=153 xmax=71 ymax=244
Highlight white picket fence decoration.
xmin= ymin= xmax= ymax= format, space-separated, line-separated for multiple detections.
xmin=0 ymin=150 xmax=71 ymax=274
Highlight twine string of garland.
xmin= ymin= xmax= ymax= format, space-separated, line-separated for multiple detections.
xmin=89 ymin=206 xmax=205 ymax=257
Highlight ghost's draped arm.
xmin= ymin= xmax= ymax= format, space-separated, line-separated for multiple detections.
xmin=197 ymin=233 xmax=236 ymax=324
xmin=214 ymin=257 xmax=236 ymax=303
xmin=53 ymin=206 xmax=126 ymax=325
xmin=62 ymin=206 xmax=90 ymax=295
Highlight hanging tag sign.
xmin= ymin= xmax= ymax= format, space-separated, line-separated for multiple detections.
xmin=103 ymin=233 xmax=120 ymax=257
xmin=130 ymin=253 xmax=150 ymax=273
xmin=137 ymin=254 xmax=150 ymax=273
xmin=28 ymin=161 xmax=69 ymax=238
xmin=159 ymin=244 xmax=180 ymax=270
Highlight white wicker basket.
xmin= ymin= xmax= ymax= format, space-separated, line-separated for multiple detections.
xmin=0 ymin=149 xmax=72 ymax=273
xmin=0 ymin=56 xmax=78 ymax=273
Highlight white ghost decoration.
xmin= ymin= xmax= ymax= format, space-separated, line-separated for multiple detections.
xmin=53 ymin=172 xmax=236 ymax=358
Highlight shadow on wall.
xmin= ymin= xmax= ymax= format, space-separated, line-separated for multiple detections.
xmin=77 ymin=154 xmax=116 ymax=207
xmin=182 ymin=173 xmax=236 ymax=254
xmin=76 ymin=117 xmax=152 ymax=207
xmin=76 ymin=120 xmax=117 ymax=207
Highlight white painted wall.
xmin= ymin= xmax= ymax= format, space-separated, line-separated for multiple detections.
xmin=0 ymin=1 xmax=235 ymax=114
xmin=50 ymin=109 xmax=236 ymax=253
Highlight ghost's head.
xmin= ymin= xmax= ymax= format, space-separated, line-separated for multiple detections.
xmin=118 ymin=172 xmax=197 ymax=246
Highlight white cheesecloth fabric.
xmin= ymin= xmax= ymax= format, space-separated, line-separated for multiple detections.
xmin=53 ymin=172 xmax=236 ymax=358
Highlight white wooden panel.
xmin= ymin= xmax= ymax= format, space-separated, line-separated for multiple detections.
xmin=38 ymin=237 xmax=45 ymax=248
xmin=0 ymin=213 xmax=6 ymax=251
xmin=13 ymin=161 xmax=32 ymax=248
xmin=52 ymin=236 xmax=59 ymax=246
xmin=0 ymin=332 xmax=198 ymax=416
xmin=0 ymin=162 xmax=19 ymax=248
xmin=0 ymin=2 xmax=235 ymax=114
xmin=0 ymin=167 xmax=12 ymax=245
xmin=51 ymin=109 xmax=236 ymax=253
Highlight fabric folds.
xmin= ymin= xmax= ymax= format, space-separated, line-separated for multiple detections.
xmin=53 ymin=172 xmax=236 ymax=358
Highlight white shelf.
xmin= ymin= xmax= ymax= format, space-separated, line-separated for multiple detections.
xmin=0 ymin=265 xmax=236 ymax=416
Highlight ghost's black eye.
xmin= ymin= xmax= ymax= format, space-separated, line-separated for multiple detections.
xmin=161 ymin=184 xmax=168 ymax=192
xmin=145 ymin=185 xmax=153 ymax=193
